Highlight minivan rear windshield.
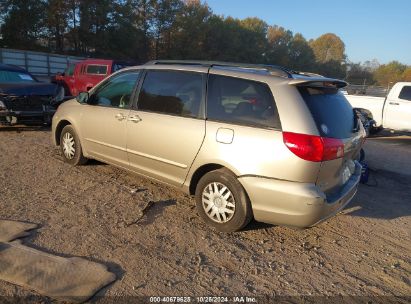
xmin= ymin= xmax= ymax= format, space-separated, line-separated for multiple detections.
xmin=298 ymin=87 xmax=355 ymax=139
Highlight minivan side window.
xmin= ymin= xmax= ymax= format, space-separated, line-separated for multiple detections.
xmin=398 ymin=86 xmax=411 ymax=101
xmin=207 ymin=74 xmax=281 ymax=129
xmin=89 ymin=71 xmax=140 ymax=108
xmin=137 ymin=70 xmax=203 ymax=118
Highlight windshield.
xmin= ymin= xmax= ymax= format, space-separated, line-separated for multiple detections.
xmin=64 ymin=63 xmax=75 ymax=76
xmin=299 ymin=86 xmax=355 ymax=139
xmin=0 ymin=70 xmax=36 ymax=83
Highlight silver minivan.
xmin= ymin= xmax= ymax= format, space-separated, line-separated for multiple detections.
xmin=52 ymin=61 xmax=365 ymax=232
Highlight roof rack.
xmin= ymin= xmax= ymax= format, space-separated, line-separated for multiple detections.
xmin=145 ymin=60 xmax=294 ymax=78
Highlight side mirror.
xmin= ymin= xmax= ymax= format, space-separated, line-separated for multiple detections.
xmin=76 ymin=92 xmax=89 ymax=104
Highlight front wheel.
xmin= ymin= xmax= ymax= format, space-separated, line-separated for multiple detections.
xmin=195 ymin=169 xmax=253 ymax=232
xmin=60 ymin=125 xmax=87 ymax=166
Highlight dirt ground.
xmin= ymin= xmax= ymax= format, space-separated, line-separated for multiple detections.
xmin=0 ymin=126 xmax=410 ymax=303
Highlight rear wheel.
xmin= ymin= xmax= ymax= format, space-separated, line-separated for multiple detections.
xmin=60 ymin=125 xmax=87 ymax=166
xmin=195 ymin=169 xmax=252 ymax=232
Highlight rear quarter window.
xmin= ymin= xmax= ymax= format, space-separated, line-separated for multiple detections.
xmin=298 ymin=87 xmax=355 ymax=139
xmin=207 ymin=74 xmax=281 ymax=129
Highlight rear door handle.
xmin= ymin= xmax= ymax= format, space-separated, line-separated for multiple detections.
xmin=115 ymin=113 xmax=126 ymax=121
xmin=389 ymin=102 xmax=400 ymax=105
xmin=128 ymin=115 xmax=142 ymax=123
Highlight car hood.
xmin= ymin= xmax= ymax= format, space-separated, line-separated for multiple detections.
xmin=0 ymin=82 xmax=59 ymax=96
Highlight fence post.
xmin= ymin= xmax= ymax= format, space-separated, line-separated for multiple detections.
xmin=47 ymin=54 xmax=51 ymax=77
xmin=24 ymin=51 xmax=28 ymax=71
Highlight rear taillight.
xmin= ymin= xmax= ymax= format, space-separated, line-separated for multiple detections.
xmin=283 ymin=132 xmax=344 ymax=162
xmin=322 ymin=137 xmax=345 ymax=161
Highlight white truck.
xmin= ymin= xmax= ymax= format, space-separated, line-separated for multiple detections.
xmin=345 ymin=82 xmax=411 ymax=133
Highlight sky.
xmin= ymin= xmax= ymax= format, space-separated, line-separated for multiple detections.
xmin=205 ymin=0 xmax=411 ymax=65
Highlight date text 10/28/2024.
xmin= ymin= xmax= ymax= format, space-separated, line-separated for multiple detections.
xmin=149 ymin=296 xmax=257 ymax=303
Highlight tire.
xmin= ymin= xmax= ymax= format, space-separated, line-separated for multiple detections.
xmin=60 ymin=125 xmax=87 ymax=166
xmin=195 ymin=169 xmax=253 ymax=232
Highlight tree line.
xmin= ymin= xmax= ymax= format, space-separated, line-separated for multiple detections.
xmin=0 ymin=0 xmax=409 ymax=86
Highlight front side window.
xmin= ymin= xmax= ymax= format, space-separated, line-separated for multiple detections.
xmin=86 ymin=65 xmax=108 ymax=75
xmin=398 ymin=86 xmax=411 ymax=101
xmin=137 ymin=70 xmax=204 ymax=117
xmin=207 ymin=74 xmax=281 ymax=129
xmin=89 ymin=71 xmax=140 ymax=108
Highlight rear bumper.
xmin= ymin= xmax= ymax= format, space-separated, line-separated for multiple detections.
xmin=239 ymin=162 xmax=361 ymax=228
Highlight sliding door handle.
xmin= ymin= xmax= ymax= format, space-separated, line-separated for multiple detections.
xmin=115 ymin=113 xmax=126 ymax=121
xmin=128 ymin=115 xmax=142 ymax=123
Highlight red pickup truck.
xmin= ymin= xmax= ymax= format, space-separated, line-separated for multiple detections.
xmin=53 ymin=59 xmax=132 ymax=96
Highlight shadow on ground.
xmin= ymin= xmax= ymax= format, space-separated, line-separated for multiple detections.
xmin=0 ymin=125 xmax=51 ymax=132
xmin=242 ymin=220 xmax=275 ymax=232
xmin=138 ymin=199 xmax=177 ymax=226
xmin=369 ymin=130 xmax=411 ymax=138
xmin=344 ymin=169 xmax=411 ymax=220
xmin=85 ymin=159 xmax=108 ymax=167
xmin=368 ymin=130 xmax=411 ymax=146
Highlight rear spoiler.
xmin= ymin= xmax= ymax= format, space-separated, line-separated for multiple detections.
xmin=289 ymin=77 xmax=348 ymax=89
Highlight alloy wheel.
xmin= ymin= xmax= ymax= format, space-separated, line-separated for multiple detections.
xmin=202 ymin=182 xmax=236 ymax=223
xmin=62 ymin=132 xmax=75 ymax=160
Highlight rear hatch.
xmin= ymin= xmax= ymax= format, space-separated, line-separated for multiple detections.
xmin=297 ymin=84 xmax=365 ymax=198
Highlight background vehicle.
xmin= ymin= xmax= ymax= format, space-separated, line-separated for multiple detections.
xmin=52 ymin=61 xmax=365 ymax=232
xmin=345 ymin=82 xmax=411 ymax=133
xmin=52 ymin=59 xmax=133 ymax=97
xmin=353 ymin=108 xmax=375 ymax=137
xmin=0 ymin=63 xmax=64 ymax=125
